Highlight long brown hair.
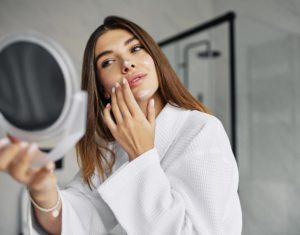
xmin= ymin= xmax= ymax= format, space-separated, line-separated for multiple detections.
xmin=76 ymin=16 xmax=211 ymax=189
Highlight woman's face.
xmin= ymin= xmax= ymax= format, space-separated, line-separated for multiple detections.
xmin=94 ymin=29 xmax=159 ymax=102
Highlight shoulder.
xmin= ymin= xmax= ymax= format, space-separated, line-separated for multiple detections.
xmin=173 ymin=107 xmax=231 ymax=152
xmin=188 ymin=109 xmax=221 ymax=128
xmin=163 ymin=107 xmax=236 ymax=169
xmin=177 ymin=107 xmax=224 ymax=136
xmin=183 ymin=109 xmax=233 ymax=155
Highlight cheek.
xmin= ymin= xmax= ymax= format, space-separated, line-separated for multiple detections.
xmin=142 ymin=56 xmax=158 ymax=79
xmin=142 ymin=59 xmax=151 ymax=65
xmin=142 ymin=56 xmax=154 ymax=66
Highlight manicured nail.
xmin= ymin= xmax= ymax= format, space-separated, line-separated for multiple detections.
xmin=19 ymin=141 xmax=29 ymax=149
xmin=122 ymin=78 xmax=127 ymax=85
xmin=112 ymin=86 xmax=115 ymax=93
xmin=28 ymin=143 xmax=38 ymax=155
xmin=115 ymin=82 xmax=120 ymax=88
xmin=150 ymin=99 xmax=155 ymax=107
xmin=0 ymin=138 xmax=9 ymax=148
xmin=106 ymin=103 xmax=111 ymax=108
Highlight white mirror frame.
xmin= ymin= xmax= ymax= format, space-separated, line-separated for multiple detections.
xmin=0 ymin=31 xmax=87 ymax=167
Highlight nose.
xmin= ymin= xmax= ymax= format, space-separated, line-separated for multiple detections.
xmin=122 ymin=59 xmax=135 ymax=73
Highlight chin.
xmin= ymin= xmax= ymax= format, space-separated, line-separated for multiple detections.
xmin=134 ymin=89 xmax=153 ymax=101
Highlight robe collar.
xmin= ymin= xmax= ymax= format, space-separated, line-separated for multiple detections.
xmin=154 ymin=103 xmax=189 ymax=160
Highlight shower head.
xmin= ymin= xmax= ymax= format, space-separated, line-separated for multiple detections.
xmin=197 ymin=50 xmax=221 ymax=59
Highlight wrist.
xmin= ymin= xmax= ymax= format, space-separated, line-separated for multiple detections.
xmin=129 ymin=146 xmax=155 ymax=161
xmin=28 ymin=185 xmax=61 ymax=218
xmin=28 ymin=185 xmax=58 ymax=205
xmin=27 ymin=173 xmax=57 ymax=201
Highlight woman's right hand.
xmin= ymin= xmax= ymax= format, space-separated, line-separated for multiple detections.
xmin=0 ymin=136 xmax=62 ymax=234
xmin=0 ymin=137 xmax=57 ymax=194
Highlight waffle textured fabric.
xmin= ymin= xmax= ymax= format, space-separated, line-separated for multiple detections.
xmin=28 ymin=103 xmax=242 ymax=235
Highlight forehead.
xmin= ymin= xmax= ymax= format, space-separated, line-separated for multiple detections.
xmin=95 ymin=29 xmax=135 ymax=54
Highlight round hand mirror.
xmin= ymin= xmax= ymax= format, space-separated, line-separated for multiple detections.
xmin=0 ymin=31 xmax=87 ymax=167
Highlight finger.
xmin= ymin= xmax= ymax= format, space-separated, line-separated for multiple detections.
xmin=121 ymin=78 xmax=143 ymax=116
xmin=111 ymin=84 xmax=123 ymax=123
xmin=147 ymin=98 xmax=156 ymax=128
xmin=8 ymin=143 xmax=36 ymax=183
xmin=115 ymin=82 xmax=131 ymax=119
xmin=0 ymin=138 xmax=10 ymax=150
xmin=27 ymin=161 xmax=54 ymax=179
xmin=103 ymin=103 xmax=117 ymax=132
xmin=0 ymin=144 xmax=21 ymax=171
xmin=7 ymin=134 xmax=20 ymax=144
xmin=28 ymin=162 xmax=55 ymax=189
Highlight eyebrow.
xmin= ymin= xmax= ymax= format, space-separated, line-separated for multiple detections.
xmin=94 ymin=36 xmax=138 ymax=64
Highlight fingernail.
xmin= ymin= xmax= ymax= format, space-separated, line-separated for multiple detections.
xmin=106 ymin=103 xmax=111 ymax=108
xmin=115 ymin=82 xmax=120 ymax=88
xmin=112 ymin=86 xmax=115 ymax=93
xmin=0 ymin=138 xmax=9 ymax=148
xmin=46 ymin=162 xmax=55 ymax=171
xmin=122 ymin=78 xmax=127 ymax=85
xmin=28 ymin=143 xmax=38 ymax=155
xmin=19 ymin=141 xmax=29 ymax=149
xmin=150 ymin=98 xmax=155 ymax=107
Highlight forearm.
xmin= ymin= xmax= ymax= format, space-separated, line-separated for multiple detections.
xmin=30 ymin=187 xmax=62 ymax=235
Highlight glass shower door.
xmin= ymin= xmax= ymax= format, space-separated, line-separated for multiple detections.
xmin=236 ymin=16 xmax=300 ymax=235
xmin=161 ymin=20 xmax=233 ymax=149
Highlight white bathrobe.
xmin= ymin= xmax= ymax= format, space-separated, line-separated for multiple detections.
xmin=28 ymin=103 xmax=242 ymax=235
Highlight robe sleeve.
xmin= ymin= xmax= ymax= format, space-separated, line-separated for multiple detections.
xmin=98 ymin=116 xmax=242 ymax=235
xmin=27 ymin=172 xmax=119 ymax=234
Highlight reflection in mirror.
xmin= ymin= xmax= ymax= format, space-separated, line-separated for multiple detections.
xmin=0 ymin=41 xmax=66 ymax=131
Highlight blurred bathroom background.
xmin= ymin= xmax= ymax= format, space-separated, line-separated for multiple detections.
xmin=0 ymin=0 xmax=300 ymax=234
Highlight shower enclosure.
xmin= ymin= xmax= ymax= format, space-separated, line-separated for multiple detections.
xmin=234 ymin=13 xmax=300 ymax=235
xmin=158 ymin=12 xmax=237 ymax=156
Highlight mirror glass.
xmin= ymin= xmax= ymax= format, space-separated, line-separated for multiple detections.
xmin=0 ymin=32 xmax=86 ymax=167
xmin=0 ymin=41 xmax=66 ymax=131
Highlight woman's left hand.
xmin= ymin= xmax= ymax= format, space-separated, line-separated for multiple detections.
xmin=103 ymin=78 xmax=156 ymax=161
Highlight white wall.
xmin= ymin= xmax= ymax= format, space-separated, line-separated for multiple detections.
xmin=0 ymin=0 xmax=214 ymax=234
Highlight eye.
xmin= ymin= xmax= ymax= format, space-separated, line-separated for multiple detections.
xmin=101 ymin=59 xmax=114 ymax=68
xmin=131 ymin=44 xmax=144 ymax=53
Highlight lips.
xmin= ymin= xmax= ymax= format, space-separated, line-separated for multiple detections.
xmin=127 ymin=73 xmax=146 ymax=87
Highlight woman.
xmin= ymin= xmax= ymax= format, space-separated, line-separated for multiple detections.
xmin=0 ymin=16 xmax=242 ymax=234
